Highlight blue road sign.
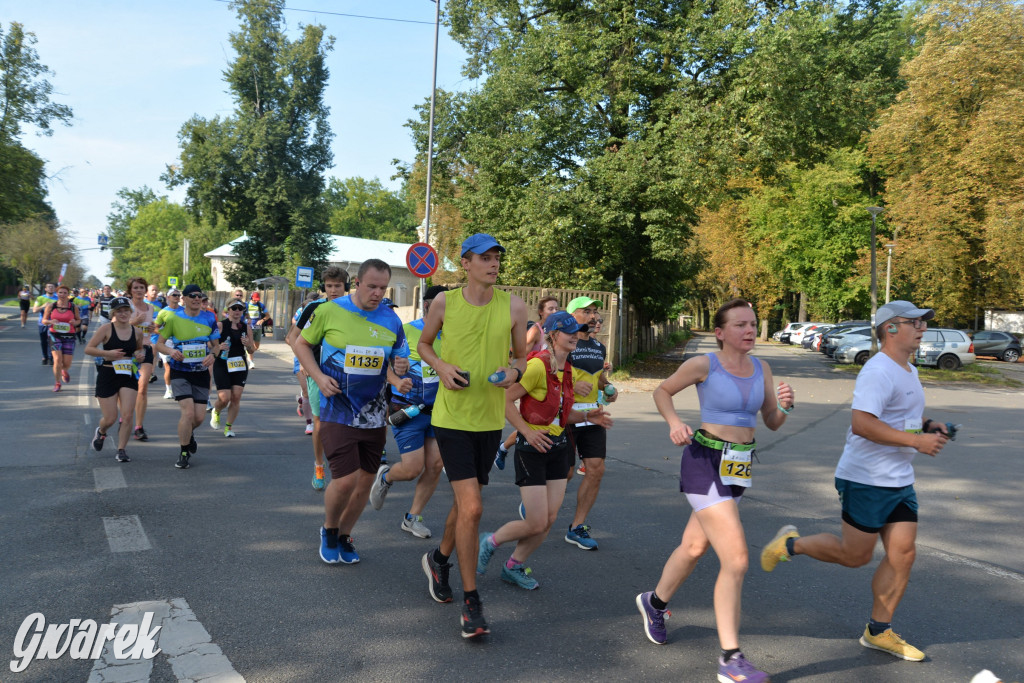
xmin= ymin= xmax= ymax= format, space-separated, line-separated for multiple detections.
xmin=406 ymin=243 xmax=439 ymax=278
xmin=295 ymin=266 xmax=314 ymax=289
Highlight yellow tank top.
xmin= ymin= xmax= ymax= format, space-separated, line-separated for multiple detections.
xmin=431 ymin=287 xmax=512 ymax=432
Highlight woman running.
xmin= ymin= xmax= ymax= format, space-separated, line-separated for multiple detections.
xmin=42 ymin=285 xmax=81 ymax=392
xmin=85 ymin=297 xmax=145 ymax=462
xmin=637 ymin=298 xmax=794 ymax=683
xmin=126 ymin=277 xmax=157 ymax=441
xmin=18 ymin=285 xmax=31 ymax=327
xmin=210 ymin=301 xmax=256 ymax=437
xmin=476 ymin=311 xmax=613 ymax=589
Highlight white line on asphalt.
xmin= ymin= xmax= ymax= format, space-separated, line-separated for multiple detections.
xmin=84 ymin=412 xmax=90 ymax=425
xmin=87 ymin=598 xmax=245 ymax=683
xmin=929 ymin=548 xmax=1024 ymax=585
xmin=94 ymin=467 xmax=127 ymax=492
xmin=102 ymin=515 xmax=152 ymax=552
xmin=78 ymin=356 xmax=92 ymax=406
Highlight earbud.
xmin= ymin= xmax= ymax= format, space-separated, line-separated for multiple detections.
xmin=887 ymin=324 xmax=898 ymax=334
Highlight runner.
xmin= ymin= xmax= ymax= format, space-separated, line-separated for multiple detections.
xmin=74 ymin=289 xmax=93 ymax=342
xmin=760 ymin=300 xmax=948 ymax=664
xmin=292 ymin=293 xmax=321 ymax=436
xmin=495 ymin=295 xmax=559 ymax=470
xmin=286 ymin=267 xmax=349 ymax=491
xmin=85 ymin=296 xmax=145 ymax=462
xmin=416 ymin=233 xmax=528 ymax=639
xmin=93 ymin=285 xmax=114 ymax=328
xmin=210 ymin=301 xmax=257 ymax=437
xmin=42 ymin=285 xmax=81 ymax=392
xmin=126 ymin=278 xmax=158 ymax=441
xmin=33 ymin=283 xmax=57 ymax=364
xmin=246 ymin=291 xmax=270 ymax=363
xmin=18 ymin=285 xmax=31 ymax=327
xmin=155 ymin=289 xmax=183 ymax=399
xmin=636 ymin=298 xmax=794 ymax=683
xmin=369 ymin=285 xmax=448 ymax=539
xmin=563 ymin=295 xmax=616 ymax=550
xmin=292 ymin=259 xmax=409 ymax=564
xmin=154 ymin=284 xmax=220 ymax=469
xmin=477 ymin=311 xmax=613 ymax=590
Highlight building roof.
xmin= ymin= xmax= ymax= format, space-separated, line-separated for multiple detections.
xmin=203 ymin=233 xmax=415 ymax=270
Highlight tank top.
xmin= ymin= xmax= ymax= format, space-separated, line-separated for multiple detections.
xmin=431 ymin=288 xmax=512 ymax=432
xmin=101 ymin=324 xmax=138 ymax=366
xmin=132 ymin=300 xmax=156 ymax=341
xmin=216 ymin=320 xmax=247 ymax=360
xmin=696 ymin=353 xmax=765 ymax=428
xmin=48 ymin=302 xmax=77 ymax=338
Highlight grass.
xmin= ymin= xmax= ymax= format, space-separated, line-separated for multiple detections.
xmin=608 ymin=329 xmax=692 ymax=382
xmin=832 ymin=360 xmax=1022 ymax=387
xmin=0 ymin=299 xmax=19 ymax=307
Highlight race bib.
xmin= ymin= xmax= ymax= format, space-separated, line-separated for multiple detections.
xmin=248 ymin=304 xmax=261 ymax=318
xmin=180 ymin=343 xmax=207 ymax=362
xmin=719 ymin=446 xmax=753 ymax=488
xmin=112 ymin=359 xmax=134 ymax=376
xmin=344 ymin=345 xmax=385 ymax=375
xmin=904 ymin=418 xmax=922 ymax=434
xmin=52 ymin=322 xmax=72 ymax=334
xmin=101 ymin=302 xmax=111 ymax=315
xmin=422 ymin=364 xmax=439 ymax=384
xmin=226 ymin=357 xmax=246 ymax=373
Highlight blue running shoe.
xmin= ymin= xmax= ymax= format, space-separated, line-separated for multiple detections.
xmin=494 ymin=445 xmax=507 ymax=471
xmin=518 ymin=501 xmax=526 ymax=520
xmin=717 ymin=653 xmax=770 ymax=683
xmin=565 ymin=524 xmax=598 ymax=550
xmin=477 ymin=532 xmax=497 ymax=575
xmin=636 ymin=592 xmax=668 ymax=645
xmin=501 ymin=561 xmax=539 ymax=590
xmin=338 ymin=535 xmax=360 ymax=564
xmin=319 ymin=527 xmax=340 ymax=564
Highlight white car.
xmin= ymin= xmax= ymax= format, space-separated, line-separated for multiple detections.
xmin=915 ymin=329 xmax=976 ymax=370
xmin=791 ymin=323 xmax=827 ymax=346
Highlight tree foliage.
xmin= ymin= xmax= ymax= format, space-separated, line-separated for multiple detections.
xmin=323 ymin=177 xmax=417 ymax=243
xmin=165 ymin=0 xmax=334 ymax=286
xmin=0 ymin=217 xmax=83 ymax=287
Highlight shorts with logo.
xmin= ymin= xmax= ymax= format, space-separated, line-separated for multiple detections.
xmin=213 ymin=360 xmax=248 ymax=390
xmin=95 ymin=365 xmax=139 ymax=399
xmin=305 ymin=376 xmax=322 ymax=418
xmin=571 ymin=423 xmax=607 ymax=461
xmin=48 ymin=334 xmax=76 ymax=356
xmin=170 ymin=369 xmax=211 ymax=404
xmin=391 ymin=409 xmax=435 ymax=454
xmin=514 ymin=432 xmax=570 ymax=487
xmin=319 ymin=423 xmax=386 ymax=479
xmin=434 ymin=426 xmax=502 ymax=485
xmin=836 ymin=478 xmax=918 ymax=533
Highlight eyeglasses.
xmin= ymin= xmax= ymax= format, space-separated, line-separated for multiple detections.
xmin=893 ymin=318 xmax=927 ymax=330
xmin=186 ymin=293 xmax=204 ymax=299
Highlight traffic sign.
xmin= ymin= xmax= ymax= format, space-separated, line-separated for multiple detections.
xmin=98 ymin=234 xmax=109 ymax=246
xmin=406 ymin=243 xmax=439 ymax=278
xmin=295 ymin=266 xmax=314 ymax=289
xmin=167 ymin=276 xmax=179 ymax=288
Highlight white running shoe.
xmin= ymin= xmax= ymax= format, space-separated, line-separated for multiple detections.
xmin=304 ymin=423 xmax=314 ymax=435
xmin=210 ymin=410 xmax=221 ymax=429
xmin=163 ymin=386 xmax=173 ymax=399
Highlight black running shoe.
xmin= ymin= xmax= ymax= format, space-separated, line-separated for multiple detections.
xmin=187 ymin=433 xmax=197 ymax=454
xmin=41 ymin=358 xmax=48 ymax=365
xmin=116 ymin=449 xmax=130 ymax=463
xmin=175 ymin=452 xmax=190 ymax=469
xmin=422 ymin=550 xmax=453 ymax=603
xmin=92 ymin=427 xmax=106 ymax=452
xmin=133 ymin=426 xmax=148 ymax=442
xmin=461 ymin=596 xmax=489 ymax=639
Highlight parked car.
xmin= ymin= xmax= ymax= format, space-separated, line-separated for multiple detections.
xmin=778 ymin=322 xmax=807 ymax=344
xmin=802 ymin=325 xmax=834 ymax=349
xmin=790 ymin=323 xmax=827 ymax=346
xmin=970 ymin=330 xmax=1021 ymax=363
xmin=824 ymin=326 xmax=872 ymax=357
xmin=834 ymin=337 xmax=874 ymax=365
xmin=915 ymin=329 xmax=976 ymax=370
xmin=819 ymin=321 xmax=870 ymax=354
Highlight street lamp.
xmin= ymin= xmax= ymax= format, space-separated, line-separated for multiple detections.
xmin=420 ymin=0 xmax=441 ymax=313
xmin=866 ymin=206 xmax=884 ymax=355
xmin=884 ymin=243 xmax=895 ymax=304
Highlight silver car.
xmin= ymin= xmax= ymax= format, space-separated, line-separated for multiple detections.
xmin=915 ymin=328 xmax=976 ymax=370
xmin=834 ymin=337 xmax=874 ymax=365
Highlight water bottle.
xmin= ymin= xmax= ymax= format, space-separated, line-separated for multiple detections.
xmin=220 ymin=337 xmax=230 ymax=360
xmin=604 ymin=384 xmax=616 ymax=397
xmin=388 ymin=403 xmax=425 ymax=427
xmin=945 ymin=422 xmax=962 ymax=441
xmin=488 ymin=370 xmax=506 ymax=384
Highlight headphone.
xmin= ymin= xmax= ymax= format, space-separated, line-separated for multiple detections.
xmin=887 ymin=323 xmax=898 ymax=334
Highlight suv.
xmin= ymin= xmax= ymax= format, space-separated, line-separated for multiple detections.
xmin=915 ymin=329 xmax=976 ymax=370
xmin=834 ymin=337 xmax=873 ymax=365
xmin=971 ymin=330 xmax=1021 ymax=363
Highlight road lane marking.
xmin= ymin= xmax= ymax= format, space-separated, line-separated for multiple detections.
xmin=87 ymin=598 xmax=244 ymax=683
xmin=94 ymin=467 xmax=127 ymax=492
xmin=78 ymin=356 xmax=92 ymax=406
xmin=929 ymin=548 xmax=1024 ymax=585
xmin=102 ymin=515 xmax=152 ymax=552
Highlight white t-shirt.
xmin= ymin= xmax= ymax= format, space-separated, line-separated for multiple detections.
xmin=835 ymin=352 xmax=925 ymax=487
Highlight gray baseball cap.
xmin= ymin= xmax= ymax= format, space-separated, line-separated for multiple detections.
xmin=875 ymin=300 xmax=935 ymax=326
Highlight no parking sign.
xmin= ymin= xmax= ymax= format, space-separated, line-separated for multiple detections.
xmin=406 ymin=243 xmax=439 ymax=278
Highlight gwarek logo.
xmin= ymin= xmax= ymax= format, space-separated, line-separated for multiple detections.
xmin=10 ymin=612 xmax=161 ymax=673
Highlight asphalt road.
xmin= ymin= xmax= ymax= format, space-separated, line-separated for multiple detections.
xmin=1 ymin=307 xmax=1021 ymax=682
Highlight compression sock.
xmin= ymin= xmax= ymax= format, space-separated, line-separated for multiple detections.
xmin=868 ymin=619 xmax=891 ymax=636
xmin=650 ymin=592 xmax=668 ymax=611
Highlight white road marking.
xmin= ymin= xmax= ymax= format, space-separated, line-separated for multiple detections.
xmin=78 ymin=356 xmax=92 ymax=406
xmin=88 ymin=598 xmax=244 ymax=683
xmin=94 ymin=467 xmax=127 ymax=492
xmin=102 ymin=515 xmax=152 ymax=552
xmin=928 ymin=548 xmax=1024 ymax=585
xmin=84 ymin=412 xmax=91 ymax=425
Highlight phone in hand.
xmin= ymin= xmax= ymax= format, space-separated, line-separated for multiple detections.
xmin=454 ymin=370 xmax=470 ymax=387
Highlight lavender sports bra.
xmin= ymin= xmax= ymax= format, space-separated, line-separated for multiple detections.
xmin=696 ymin=353 xmax=765 ymax=428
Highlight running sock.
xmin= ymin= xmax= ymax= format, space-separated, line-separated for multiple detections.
xmin=225 ymin=423 xmax=232 ymax=429
xmin=486 ymin=533 xmax=498 ymax=549
xmin=405 ymin=513 xmax=415 ymax=521
xmin=650 ymin=592 xmax=668 ymax=611
xmin=463 ymin=589 xmax=480 ymax=603
xmin=306 ymin=419 xmax=312 ymax=425
xmin=785 ymin=537 xmax=797 ymax=557
xmin=505 ymin=557 xmax=521 ymax=569
xmin=497 ymin=444 xmax=508 ymax=454
xmin=721 ymin=648 xmax=741 ymax=663
xmin=868 ymin=619 xmax=891 ymax=636
xmin=433 ymin=548 xmax=450 ymax=565
xmin=381 ymin=470 xmax=388 ymax=485
xmin=323 ymin=527 xmax=339 ymax=547
xmin=180 ymin=445 xmax=190 ymax=453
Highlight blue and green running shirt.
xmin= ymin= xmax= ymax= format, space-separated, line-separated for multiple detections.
xmin=301 ymin=295 xmax=409 ymax=428
xmin=160 ymin=309 xmax=220 ymax=372
xmin=391 ymin=318 xmax=441 ymax=407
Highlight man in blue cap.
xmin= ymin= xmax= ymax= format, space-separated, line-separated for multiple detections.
xmin=417 ymin=232 xmax=529 ymax=639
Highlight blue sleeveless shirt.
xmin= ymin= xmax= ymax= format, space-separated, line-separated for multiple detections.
xmin=696 ymin=353 xmax=765 ymax=428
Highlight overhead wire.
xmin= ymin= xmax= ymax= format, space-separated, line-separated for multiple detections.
xmin=211 ymin=0 xmax=436 ymax=26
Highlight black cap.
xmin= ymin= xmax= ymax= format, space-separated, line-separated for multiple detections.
xmin=182 ymin=284 xmax=203 ymax=297
xmin=109 ymin=296 xmax=132 ymax=311
xmin=424 ymin=285 xmax=447 ymax=302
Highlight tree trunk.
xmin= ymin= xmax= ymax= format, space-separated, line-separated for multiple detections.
xmin=798 ymin=292 xmax=808 ymax=322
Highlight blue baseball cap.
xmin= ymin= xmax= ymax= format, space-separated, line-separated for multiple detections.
xmin=381 ymin=297 xmax=398 ymax=308
xmin=543 ymin=310 xmax=588 ymax=335
xmin=460 ymin=233 xmax=506 ymax=257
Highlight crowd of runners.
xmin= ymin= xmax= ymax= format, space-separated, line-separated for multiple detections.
xmin=17 ymin=231 xmax=965 ymax=681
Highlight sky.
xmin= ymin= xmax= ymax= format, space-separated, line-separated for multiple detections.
xmin=7 ymin=0 xmax=472 ymax=282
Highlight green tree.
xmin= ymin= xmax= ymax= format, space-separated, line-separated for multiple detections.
xmin=106 ymin=186 xmax=159 ymax=281
xmin=165 ymin=0 xmax=334 ymax=286
xmin=323 ymin=177 xmax=417 ymax=243
xmin=0 ymin=217 xmax=83 ymax=287
xmin=113 ymin=199 xmax=191 ymax=287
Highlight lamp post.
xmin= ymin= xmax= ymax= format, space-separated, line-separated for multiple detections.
xmin=420 ymin=0 xmax=441 ymax=313
xmin=866 ymin=206 xmax=884 ymax=355
xmin=884 ymin=243 xmax=895 ymax=304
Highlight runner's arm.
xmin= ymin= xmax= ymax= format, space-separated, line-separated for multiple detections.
xmin=759 ymin=362 xmax=793 ymax=431
xmin=84 ymin=325 xmax=114 ymax=358
xmin=852 ymin=409 xmax=947 ymax=456
xmin=652 ymin=355 xmax=709 ymax=446
xmin=504 ymin=382 xmax=552 ymax=452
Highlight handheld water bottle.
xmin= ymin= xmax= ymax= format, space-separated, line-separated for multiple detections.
xmin=488 ymin=370 xmax=506 ymax=384
xmin=220 ymin=337 xmax=231 ymax=360
xmin=604 ymin=384 xmax=617 ymax=397
xmin=388 ymin=403 xmax=425 ymax=427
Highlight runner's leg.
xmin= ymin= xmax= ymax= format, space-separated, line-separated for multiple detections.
xmin=871 ymin=522 xmax=917 ymax=623
xmin=409 ymin=438 xmax=444 ymax=517
xmin=116 ymin=388 xmax=137 ymax=450
xmin=571 ymin=456 xmax=605 ymax=527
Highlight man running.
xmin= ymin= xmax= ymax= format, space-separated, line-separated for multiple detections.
xmin=155 ymin=289 xmax=183 ymax=399
xmin=154 ymin=284 xmax=220 ymax=469
xmin=74 ymin=289 xmax=93 ymax=342
xmin=18 ymin=285 xmax=31 ymax=328
xmin=286 ymin=267 xmax=349 ymax=491
xmin=416 ymin=233 xmax=528 ymax=639
xmin=293 ymin=259 xmax=409 ymax=565
xmin=32 ymin=283 xmax=58 ymax=364
xmin=761 ymin=300 xmax=950 ymax=663
xmin=93 ymin=285 xmax=115 ymax=328
xmin=563 ymin=295 xmax=617 ymax=550
xmin=246 ymin=291 xmax=270 ymax=357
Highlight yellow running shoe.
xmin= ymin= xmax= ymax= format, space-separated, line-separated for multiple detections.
xmin=761 ymin=524 xmax=799 ymax=572
xmin=860 ymin=626 xmax=925 ymax=661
